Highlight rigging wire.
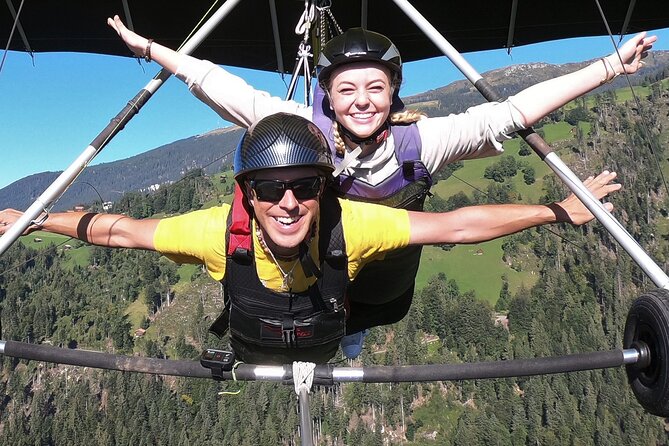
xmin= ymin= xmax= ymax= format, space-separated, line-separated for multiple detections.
xmin=593 ymin=0 xmax=669 ymax=200
xmin=0 ymin=235 xmax=73 ymax=279
xmin=175 ymin=0 xmax=220 ymax=53
xmin=445 ymin=2 xmax=669 ymax=260
xmin=96 ymin=0 xmax=222 ymax=155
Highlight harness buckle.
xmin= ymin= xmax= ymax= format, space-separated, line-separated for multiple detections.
xmin=282 ymin=316 xmax=296 ymax=346
xmin=402 ymin=160 xmax=415 ymax=180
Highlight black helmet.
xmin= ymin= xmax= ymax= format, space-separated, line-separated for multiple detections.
xmin=317 ymin=27 xmax=402 ymax=88
xmin=234 ymin=113 xmax=334 ymax=180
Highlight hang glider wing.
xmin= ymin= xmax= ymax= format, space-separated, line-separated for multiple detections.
xmin=3 ymin=1 xmax=669 ymax=73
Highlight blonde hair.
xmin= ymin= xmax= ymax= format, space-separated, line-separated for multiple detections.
xmin=331 ymin=109 xmax=427 ymax=155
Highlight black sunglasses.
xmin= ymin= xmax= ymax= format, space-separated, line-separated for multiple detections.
xmin=249 ymin=176 xmax=325 ymax=202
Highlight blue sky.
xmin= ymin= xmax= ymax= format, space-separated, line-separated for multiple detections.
xmin=1 ymin=27 xmax=668 ymax=191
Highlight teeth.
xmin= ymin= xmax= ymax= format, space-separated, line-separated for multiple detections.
xmin=275 ymin=216 xmax=299 ymax=225
xmin=352 ymin=113 xmax=373 ymax=119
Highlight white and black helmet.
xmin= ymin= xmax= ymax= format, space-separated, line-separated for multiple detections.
xmin=317 ymin=27 xmax=402 ymax=88
xmin=234 ymin=113 xmax=334 ymax=180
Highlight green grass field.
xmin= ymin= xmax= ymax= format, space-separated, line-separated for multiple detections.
xmin=125 ymin=294 xmax=149 ymax=331
xmin=177 ymin=263 xmax=200 ymax=284
xmin=431 ymin=121 xmax=574 ymax=204
xmin=416 ymin=239 xmax=537 ymax=304
xmin=18 ymin=231 xmax=91 ymax=269
xmin=421 ymin=121 xmax=579 ymax=302
xmin=61 ymin=245 xmax=91 ymax=269
xmin=19 ymin=231 xmax=70 ymax=249
xmin=410 ymin=390 xmax=463 ymax=443
xmin=202 ymin=169 xmax=235 ymax=209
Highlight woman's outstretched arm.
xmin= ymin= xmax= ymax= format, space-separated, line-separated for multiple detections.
xmin=510 ymin=32 xmax=656 ymax=127
xmin=107 ymin=14 xmax=182 ymax=74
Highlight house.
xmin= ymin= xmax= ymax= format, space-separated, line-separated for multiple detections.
xmin=493 ymin=313 xmax=509 ymax=330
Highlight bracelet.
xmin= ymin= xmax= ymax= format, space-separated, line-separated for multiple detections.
xmin=599 ymin=57 xmax=620 ymax=85
xmin=144 ymin=38 xmax=154 ymax=63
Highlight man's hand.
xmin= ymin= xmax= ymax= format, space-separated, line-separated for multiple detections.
xmin=0 ymin=208 xmax=44 ymax=236
xmin=553 ymin=170 xmax=621 ymax=225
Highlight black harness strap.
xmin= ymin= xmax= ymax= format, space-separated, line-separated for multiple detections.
xmin=209 ymin=190 xmax=348 ymax=364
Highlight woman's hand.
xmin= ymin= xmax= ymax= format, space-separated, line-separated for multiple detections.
xmin=107 ymin=14 xmax=149 ymax=58
xmin=604 ymin=32 xmax=657 ymax=78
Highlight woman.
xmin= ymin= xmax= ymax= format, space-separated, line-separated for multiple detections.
xmin=107 ymin=16 xmax=653 ymax=355
xmin=0 ymin=113 xmax=621 ymax=364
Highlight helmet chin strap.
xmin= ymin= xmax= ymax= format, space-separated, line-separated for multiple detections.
xmin=338 ymin=121 xmax=389 ymax=147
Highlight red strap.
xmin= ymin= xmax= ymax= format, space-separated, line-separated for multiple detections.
xmin=227 ymin=183 xmax=252 ymax=256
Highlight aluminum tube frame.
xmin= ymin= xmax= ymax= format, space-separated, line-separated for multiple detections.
xmin=392 ymin=0 xmax=669 ymax=289
xmin=0 ymin=0 xmax=243 ymax=257
xmin=4 ymin=0 xmax=31 ymax=54
xmin=0 ymin=339 xmax=639 ymax=382
xmin=268 ymin=0 xmax=284 ymax=74
xmin=391 ymin=0 xmax=482 ymax=84
xmin=298 ymin=388 xmax=314 ymax=446
xmin=360 ymin=0 xmax=368 ymax=29
xmin=623 ymin=347 xmax=639 ymax=364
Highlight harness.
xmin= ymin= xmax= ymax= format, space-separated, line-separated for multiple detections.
xmin=209 ymin=189 xmax=348 ymax=364
xmin=312 ymin=84 xmax=433 ymax=303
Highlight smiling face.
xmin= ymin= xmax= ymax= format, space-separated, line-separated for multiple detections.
xmin=245 ymin=166 xmax=323 ymax=257
xmin=327 ymin=61 xmax=394 ymax=139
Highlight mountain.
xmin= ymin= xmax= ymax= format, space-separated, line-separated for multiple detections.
xmin=0 ymin=126 xmax=243 ymax=211
xmin=1 ymin=51 xmax=667 ymax=211
xmin=403 ymin=51 xmax=669 ymax=115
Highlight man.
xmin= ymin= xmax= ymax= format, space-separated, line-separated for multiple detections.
xmin=0 ymin=113 xmax=620 ymax=364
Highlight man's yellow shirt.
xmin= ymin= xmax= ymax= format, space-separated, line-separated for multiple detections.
xmin=153 ymin=198 xmax=411 ymax=292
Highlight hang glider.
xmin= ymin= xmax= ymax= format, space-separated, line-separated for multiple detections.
xmin=3 ymin=0 xmax=669 ymax=73
xmin=3 ymin=3 xmax=669 ymax=441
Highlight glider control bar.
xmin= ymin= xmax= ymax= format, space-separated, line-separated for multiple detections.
xmin=392 ymin=0 xmax=669 ymax=290
xmin=0 ymin=0 xmax=243 ymax=257
xmin=0 ymin=339 xmax=645 ymax=383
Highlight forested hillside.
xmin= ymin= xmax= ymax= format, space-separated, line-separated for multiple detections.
xmin=0 ymin=78 xmax=669 ymax=444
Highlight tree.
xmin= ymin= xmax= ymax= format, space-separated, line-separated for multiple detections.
xmin=565 ymin=105 xmax=590 ymax=125
xmin=518 ymin=140 xmax=532 ymax=156
xmin=496 ymin=276 xmax=511 ymax=311
xmin=522 ymin=166 xmax=536 ymax=185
